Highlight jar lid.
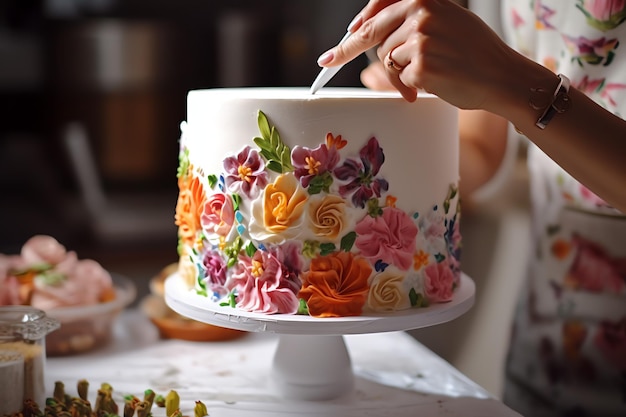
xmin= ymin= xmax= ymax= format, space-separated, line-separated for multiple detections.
xmin=0 ymin=306 xmax=60 ymax=341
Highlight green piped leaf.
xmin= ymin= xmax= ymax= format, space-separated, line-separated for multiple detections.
xmin=254 ymin=110 xmax=294 ymax=173
xmin=176 ymin=148 xmax=190 ymax=179
xmin=443 ymin=183 xmax=459 ymax=214
xmin=367 ymin=199 xmax=383 ymax=217
xmin=340 ymin=231 xmax=357 ymax=252
xmin=231 ymin=194 xmax=242 ymax=211
xmin=409 ymin=289 xmax=429 ymax=308
xmin=207 ymin=174 xmax=218 ymax=189
xmin=297 ymin=299 xmax=309 ymax=315
xmin=257 ymin=110 xmax=271 ymax=139
xmin=225 ymin=236 xmax=244 ymax=268
xmin=245 ymin=241 xmax=257 ymax=257
xmin=307 ymin=171 xmax=333 ymax=195
xmin=320 ymin=243 xmax=336 ymax=256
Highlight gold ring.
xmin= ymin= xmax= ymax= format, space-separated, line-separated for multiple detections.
xmin=386 ymin=47 xmax=404 ymax=71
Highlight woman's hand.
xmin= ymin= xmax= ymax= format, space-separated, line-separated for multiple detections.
xmin=360 ymin=61 xmax=395 ymax=92
xmin=318 ymin=0 xmax=522 ymax=113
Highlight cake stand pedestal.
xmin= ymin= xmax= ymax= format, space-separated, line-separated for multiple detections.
xmin=165 ymin=273 xmax=475 ymax=401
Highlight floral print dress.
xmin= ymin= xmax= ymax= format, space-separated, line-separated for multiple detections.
xmin=500 ymin=1 xmax=626 ymax=415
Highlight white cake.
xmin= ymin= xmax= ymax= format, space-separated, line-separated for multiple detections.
xmin=175 ymin=88 xmax=461 ymax=317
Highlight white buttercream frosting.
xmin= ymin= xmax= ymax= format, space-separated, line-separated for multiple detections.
xmin=176 ymin=87 xmax=461 ymax=317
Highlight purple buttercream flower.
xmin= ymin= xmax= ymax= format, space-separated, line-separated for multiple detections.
xmin=202 ymin=250 xmax=228 ymax=286
xmin=291 ymin=144 xmax=339 ymax=188
xmin=334 ymin=137 xmax=388 ymax=208
xmin=223 ymin=146 xmax=269 ymax=198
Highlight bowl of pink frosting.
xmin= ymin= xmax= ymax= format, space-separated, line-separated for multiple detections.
xmin=0 ymin=235 xmax=136 ymax=356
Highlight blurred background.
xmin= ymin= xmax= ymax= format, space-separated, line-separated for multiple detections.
xmin=0 ymin=0 xmax=370 ymax=254
xmin=0 ymin=0 xmax=530 ymax=399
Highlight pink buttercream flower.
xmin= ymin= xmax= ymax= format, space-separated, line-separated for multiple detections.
xmin=424 ymin=259 xmax=455 ymax=303
xmin=223 ymin=146 xmax=268 ymax=198
xmin=201 ymin=192 xmax=235 ymax=237
xmin=355 ymin=207 xmax=418 ymax=271
xmin=230 ymin=250 xmax=300 ymax=314
xmin=267 ymin=241 xmax=304 ymax=278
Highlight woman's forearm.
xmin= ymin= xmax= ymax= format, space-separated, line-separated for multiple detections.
xmin=494 ymin=56 xmax=626 ymax=212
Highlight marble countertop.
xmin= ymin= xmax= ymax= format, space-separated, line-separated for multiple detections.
xmin=46 ymin=310 xmax=521 ymax=417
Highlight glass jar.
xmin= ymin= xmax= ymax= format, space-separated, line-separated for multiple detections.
xmin=0 ymin=306 xmax=60 ymax=410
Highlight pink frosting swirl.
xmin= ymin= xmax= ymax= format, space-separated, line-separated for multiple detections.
xmin=1 ymin=235 xmax=114 ymax=309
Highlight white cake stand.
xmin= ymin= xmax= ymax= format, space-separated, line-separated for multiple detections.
xmin=165 ymin=273 xmax=475 ymax=401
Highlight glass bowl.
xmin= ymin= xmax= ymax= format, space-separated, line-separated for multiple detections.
xmin=43 ymin=274 xmax=136 ymax=356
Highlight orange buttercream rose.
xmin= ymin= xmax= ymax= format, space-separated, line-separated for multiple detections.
xmin=263 ymin=173 xmax=307 ymax=234
xmin=175 ymin=172 xmax=206 ymax=248
xmin=308 ymin=194 xmax=347 ymax=240
xmin=300 ymin=252 xmax=371 ymax=317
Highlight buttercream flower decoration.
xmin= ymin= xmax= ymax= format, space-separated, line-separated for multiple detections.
xmin=178 ymin=247 xmax=199 ymax=288
xmin=299 ymin=251 xmax=371 ymax=317
xmin=366 ymin=267 xmax=411 ymax=312
xmin=229 ymin=249 xmax=300 ymax=314
xmin=307 ymin=194 xmax=348 ymax=241
xmin=291 ymin=143 xmax=340 ymax=193
xmin=334 ymin=137 xmax=389 ymax=208
xmin=355 ymin=206 xmax=418 ymax=271
xmin=445 ymin=210 xmax=462 ymax=268
xmin=326 ymin=132 xmax=347 ymax=149
xmin=200 ymin=192 xmax=235 ymax=238
xmin=249 ymin=173 xmax=308 ymax=243
xmin=201 ymin=249 xmax=228 ymax=287
xmin=424 ymin=258 xmax=455 ymax=302
xmin=223 ymin=146 xmax=268 ymax=198
xmin=175 ymin=170 xmax=206 ymax=250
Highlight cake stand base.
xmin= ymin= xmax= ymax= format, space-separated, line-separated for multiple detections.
xmin=165 ymin=273 xmax=475 ymax=401
xmin=272 ymin=334 xmax=353 ymax=401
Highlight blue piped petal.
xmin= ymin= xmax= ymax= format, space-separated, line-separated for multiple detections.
xmin=375 ymin=259 xmax=389 ymax=272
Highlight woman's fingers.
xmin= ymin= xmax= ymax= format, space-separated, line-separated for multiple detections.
xmin=317 ymin=1 xmax=406 ymax=67
xmin=360 ymin=61 xmax=395 ymax=91
xmin=350 ymin=0 xmax=402 ymax=31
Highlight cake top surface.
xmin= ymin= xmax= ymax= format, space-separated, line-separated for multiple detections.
xmin=188 ymin=87 xmax=436 ymax=101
